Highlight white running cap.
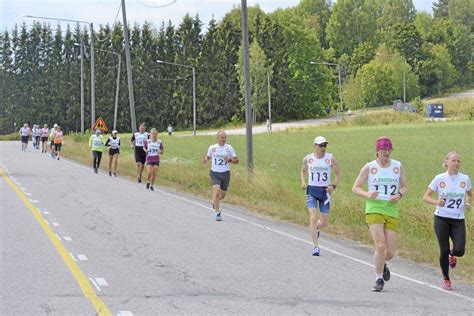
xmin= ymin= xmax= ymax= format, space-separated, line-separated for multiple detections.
xmin=112 ymin=130 xmax=118 ymax=134
xmin=54 ymin=123 xmax=58 ymax=127
xmin=314 ymin=136 xmax=328 ymax=145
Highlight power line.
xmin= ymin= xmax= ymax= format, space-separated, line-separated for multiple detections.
xmin=136 ymin=0 xmax=177 ymax=8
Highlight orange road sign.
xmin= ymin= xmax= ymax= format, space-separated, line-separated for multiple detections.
xmin=92 ymin=117 xmax=108 ymax=133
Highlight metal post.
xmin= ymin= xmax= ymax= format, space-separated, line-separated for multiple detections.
xmin=80 ymin=39 xmax=84 ymax=134
xmin=114 ymin=56 xmax=121 ymax=130
xmin=121 ymin=0 xmax=137 ymax=133
xmin=403 ymin=63 xmax=406 ymax=103
xmin=337 ymin=64 xmax=343 ymax=118
xmin=241 ymin=0 xmax=253 ymax=176
xmin=192 ymin=67 xmax=196 ymax=136
xmin=267 ymin=70 xmax=271 ymax=132
xmin=90 ymin=23 xmax=95 ymax=128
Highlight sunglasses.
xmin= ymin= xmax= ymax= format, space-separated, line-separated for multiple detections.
xmin=317 ymin=143 xmax=328 ymax=148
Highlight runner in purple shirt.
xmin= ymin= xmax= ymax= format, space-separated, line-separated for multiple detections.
xmin=143 ymin=128 xmax=164 ymax=191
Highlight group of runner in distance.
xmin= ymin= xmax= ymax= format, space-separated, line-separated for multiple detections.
xmin=18 ymin=122 xmax=472 ymax=292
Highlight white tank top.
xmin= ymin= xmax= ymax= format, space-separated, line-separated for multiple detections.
xmin=146 ymin=139 xmax=162 ymax=157
xmin=207 ymin=143 xmax=236 ymax=173
xmin=367 ymin=159 xmax=401 ymax=201
xmin=134 ymin=132 xmax=149 ymax=147
xmin=306 ymin=153 xmax=332 ymax=187
xmin=429 ymin=172 xmax=472 ymax=219
xmin=108 ymin=137 xmax=120 ymax=149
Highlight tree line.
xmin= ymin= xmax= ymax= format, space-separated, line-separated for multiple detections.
xmin=0 ymin=0 xmax=471 ymax=134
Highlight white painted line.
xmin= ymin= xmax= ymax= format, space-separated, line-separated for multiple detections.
xmin=94 ymin=278 xmax=108 ymax=287
xmin=88 ymin=277 xmax=101 ymax=291
xmin=69 ymin=253 xmax=78 ymax=262
xmin=28 ymin=199 xmax=39 ymax=203
xmin=44 ymin=220 xmax=50 ymax=225
xmin=77 ymin=254 xmax=88 ymax=261
xmin=118 ymin=311 xmax=134 ymax=316
xmin=62 ymin=157 xmax=474 ymax=302
xmin=52 ymin=222 xmax=60 ymax=227
xmin=24 ymin=192 xmax=32 ymax=196
xmin=55 ymin=234 xmax=62 ymax=241
xmin=63 ymin=236 xmax=72 ymax=241
xmin=20 ymin=187 xmax=26 ymax=191
xmin=44 ymin=211 xmax=50 ymax=215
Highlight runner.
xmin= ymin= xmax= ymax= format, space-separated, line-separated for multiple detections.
xmin=202 ymin=130 xmax=239 ymax=221
xmin=19 ymin=123 xmax=31 ymax=151
xmin=300 ymin=136 xmax=341 ymax=256
xmin=423 ymin=151 xmax=472 ymax=291
xmin=52 ymin=126 xmax=63 ymax=160
xmin=105 ymin=130 xmax=120 ymax=177
xmin=130 ymin=123 xmax=149 ymax=183
xmin=143 ymin=128 xmax=164 ymax=191
xmin=89 ymin=129 xmax=104 ymax=174
xmin=40 ymin=124 xmax=49 ymax=153
xmin=167 ymin=124 xmax=173 ymax=136
xmin=49 ymin=124 xmax=58 ymax=158
xmin=32 ymin=125 xmax=41 ymax=149
xmin=352 ymin=136 xmax=407 ymax=292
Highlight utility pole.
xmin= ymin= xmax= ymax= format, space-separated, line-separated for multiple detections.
xmin=241 ymin=0 xmax=253 ymax=176
xmin=114 ymin=56 xmax=121 ymax=130
xmin=80 ymin=38 xmax=85 ymax=134
xmin=192 ymin=67 xmax=196 ymax=136
xmin=121 ymin=0 xmax=137 ymax=133
xmin=337 ymin=63 xmax=343 ymax=118
xmin=403 ymin=63 xmax=406 ymax=103
xmin=267 ymin=70 xmax=271 ymax=132
xmin=90 ymin=23 xmax=95 ymax=128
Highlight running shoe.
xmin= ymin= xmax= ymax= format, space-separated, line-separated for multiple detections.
xmin=371 ymin=278 xmax=384 ymax=292
xmin=94 ymin=168 xmax=98 ymax=174
xmin=138 ymin=178 xmax=142 ymax=183
xmin=312 ymin=246 xmax=320 ymax=256
xmin=449 ymin=255 xmax=457 ymax=269
xmin=150 ymin=186 xmax=154 ymax=191
xmin=109 ymin=171 xmax=112 ymax=177
xmin=113 ymin=173 xmax=117 ymax=177
xmin=383 ymin=264 xmax=391 ymax=281
xmin=215 ymin=212 xmax=222 ymax=221
xmin=57 ymin=156 xmax=60 ymax=160
xmin=146 ymin=183 xmax=150 ymax=189
xmin=443 ymin=279 xmax=452 ymax=291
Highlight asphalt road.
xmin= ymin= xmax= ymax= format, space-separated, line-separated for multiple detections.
xmin=1 ymin=141 xmax=473 ymax=315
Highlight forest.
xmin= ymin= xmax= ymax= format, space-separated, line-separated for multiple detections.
xmin=0 ymin=0 xmax=472 ymax=133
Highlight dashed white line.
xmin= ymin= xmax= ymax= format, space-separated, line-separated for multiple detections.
xmin=88 ymin=278 xmax=101 ymax=291
xmin=77 ymin=254 xmax=88 ymax=261
xmin=69 ymin=253 xmax=78 ymax=262
xmin=28 ymin=199 xmax=39 ymax=203
xmin=44 ymin=211 xmax=50 ymax=215
xmin=94 ymin=278 xmax=108 ymax=287
xmin=63 ymin=236 xmax=72 ymax=241
xmin=118 ymin=311 xmax=134 ymax=316
xmin=24 ymin=192 xmax=32 ymax=196
xmin=52 ymin=222 xmax=60 ymax=227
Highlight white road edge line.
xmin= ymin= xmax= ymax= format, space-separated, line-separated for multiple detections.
xmin=60 ymin=157 xmax=474 ymax=302
xmin=69 ymin=253 xmax=78 ymax=262
xmin=77 ymin=254 xmax=88 ymax=261
xmin=118 ymin=311 xmax=134 ymax=316
xmin=95 ymin=278 xmax=108 ymax=287
xmin=55 ymin=233 xmax=62 ymax=241
xmin=63 ymin=236 xmax=72 ymax=241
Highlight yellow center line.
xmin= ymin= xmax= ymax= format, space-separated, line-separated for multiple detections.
xmin=0 ymin=168 xmax=112 ymax=316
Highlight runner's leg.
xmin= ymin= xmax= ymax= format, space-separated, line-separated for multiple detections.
xmin=369 ymin=224 xmax=387 ymax=277
xmin=434 ymin=216 xmax=451 ymax=279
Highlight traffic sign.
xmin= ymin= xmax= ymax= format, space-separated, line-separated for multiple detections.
xmin=92 ymin=116 xmax=108 ymax=133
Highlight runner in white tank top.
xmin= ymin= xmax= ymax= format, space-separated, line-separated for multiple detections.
xmin=203 ymin=130 xmax=239 ymax=221
xmin=300 ymin=136 xmax=341 ymax=256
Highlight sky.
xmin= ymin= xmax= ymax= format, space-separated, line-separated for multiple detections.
xmin=1 ymin=0 xmax=434 ymax=31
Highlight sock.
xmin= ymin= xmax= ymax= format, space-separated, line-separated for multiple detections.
xmin=376 ymin=273 xmax=383 ymax=280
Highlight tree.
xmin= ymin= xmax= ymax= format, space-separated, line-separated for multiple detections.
xmin=431 ymin=44 xmax=458 ymax=95
xmin=433 ymin=0 xmax=449 ymax=18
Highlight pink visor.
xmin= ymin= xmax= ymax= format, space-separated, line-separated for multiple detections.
xmin=376 ymin=138 xmax=393 ymax=151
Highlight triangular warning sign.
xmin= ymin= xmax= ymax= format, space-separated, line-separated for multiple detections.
xmin=92 ymin=116 xmax=108 ymax=133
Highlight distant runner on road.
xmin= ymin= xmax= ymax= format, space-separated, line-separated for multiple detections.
xmin=32 ymin=125 xmax=41 ymax=150
xmin=49 ymin=124 xmax=58 ymax=158
xmin=52 ymin=126 xmax=63 ymax=160
xmin=40 ymin=124 xmax=49 ymax=153
xmin=89 ymin=129 xmax=104 ymax=174
xmin=300 ymin=136 xmax=341 ymax=256
xmin=19 ymin=123 xmax=31 ymax=151
xmin=352 ymin=137 xmax=407 ymax=292
xmin=423 ymin=151 xmax=472 ymax=291
xmin=130 ymin=123 xmax=149 ymax=183
xmin=143 ymin=128 xmax=164 ymax=191
xmin=203 ymin=130 xmax=239 ymax=221
xmin=105 ymin=130 xmax=120 ymax=177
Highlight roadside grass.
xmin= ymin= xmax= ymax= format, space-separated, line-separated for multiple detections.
xmin=0 ymin=133 xmax=20 ymax=141
xmin=424 ymin=96 xmax=474 ymax=119
xmin=62 ymin=120 xmax=474 ymax=283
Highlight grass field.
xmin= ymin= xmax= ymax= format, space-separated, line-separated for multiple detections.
xmin=61 ymin=119 xmax=474 ymax=283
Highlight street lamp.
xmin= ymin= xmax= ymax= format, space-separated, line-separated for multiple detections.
xmin=156 ymin=60 xmax=196 ymax=136
xmin=310 ymin=61 xmax=343 ymax=117
xmin=25 ymin=15 xmax=96 ymax=127
xmin=75 ymin=43 xmax=121 ymax=131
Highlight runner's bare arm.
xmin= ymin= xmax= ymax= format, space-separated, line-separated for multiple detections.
xmin=423 ymin=188 xmax=444 ymax=206
xmin=300 ymin=157 xmax=308 ymax=190
xmin=327 ymin=156 xmax=341 ymax=193
xmin=352 ymin=164 xmax=376 ymax=199
xmin=202 ymin=155 xmax=210 ymax=164
xmin=466 ymin=189 xmax=472 ymax=210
